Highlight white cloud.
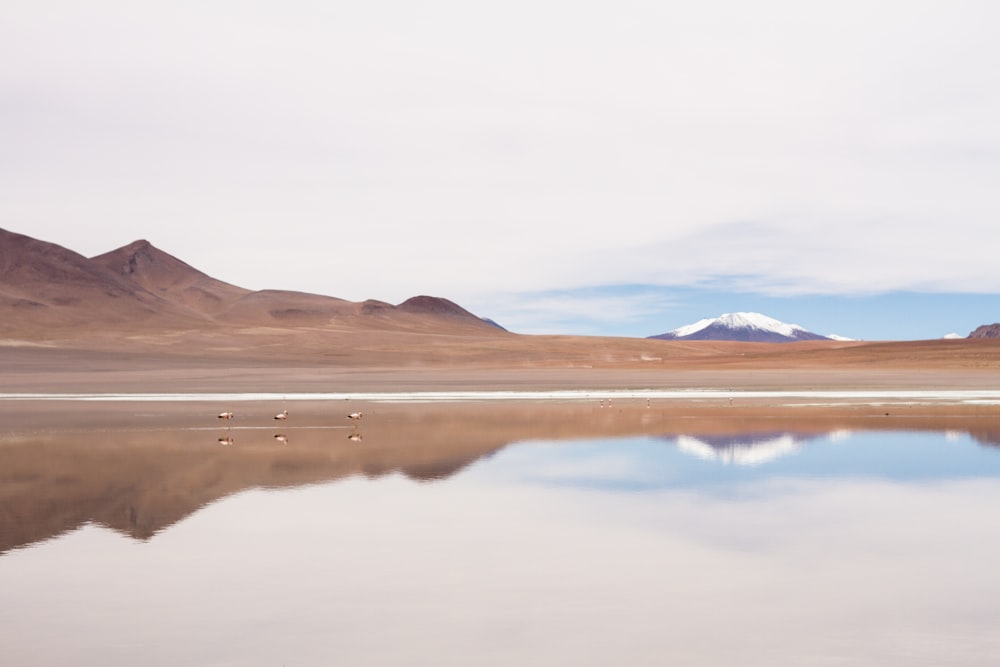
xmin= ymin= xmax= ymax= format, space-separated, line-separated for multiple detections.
xmin=469 ymin=289 xmax=679 ymax=335
xmin=3 ymin=0 xmax=999 ymax=328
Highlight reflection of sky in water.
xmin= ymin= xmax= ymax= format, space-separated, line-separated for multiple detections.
xmin=462 ymin=431 xmax=1000 ymax=493
xmin=4 ymin=428 xmax=1000 ymax=666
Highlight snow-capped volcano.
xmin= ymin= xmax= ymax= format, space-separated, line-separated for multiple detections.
xmin=648 ymin=312 xmax=832 ymax=343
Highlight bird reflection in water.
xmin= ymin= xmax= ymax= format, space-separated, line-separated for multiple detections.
xmin=347 ymin=412 xmax=364 ymax=442
xmin=274 ymin=434 xmax=289 ymax=445
xmin=217 ymin=411 xmax=236 ymax=445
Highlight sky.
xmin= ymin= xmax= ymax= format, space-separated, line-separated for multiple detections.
xmin=3 ymin=1 xmax=999 ymax=340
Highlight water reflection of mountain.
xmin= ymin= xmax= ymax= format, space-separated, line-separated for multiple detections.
xmin=968 ymin=429 xmax=1000 ymax=448
xmin=0 ymin=427 xmax=502 ymax=555
xmin=4 ymin=400 xmax=1000 ymax=554
xmin=1 ymin=400 xmax=678 ymax=553
xmin=674 ymin=432 xmax=817 ymax=465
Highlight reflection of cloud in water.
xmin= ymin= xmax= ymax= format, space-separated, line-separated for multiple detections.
xmin=480 ymin=441 xmax=662 ymax=488
xmin=522 ymin=454 xmax=646 ymax=484
xmin=675 ymin=433 xmax=807 ymax=466
xmin=7 ymin=475 xmax=1000 ymax=666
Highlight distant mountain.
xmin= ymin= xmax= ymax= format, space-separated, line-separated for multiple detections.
xmin=0 ymin=228 xmax=503 ymax=339
xmin=969 ymin=323 xmax=1000 ymax=339
xmin=397 ymin=295 xmax=477 ymax=318
xmin=648 ymin=312 xmax=833 ymax=343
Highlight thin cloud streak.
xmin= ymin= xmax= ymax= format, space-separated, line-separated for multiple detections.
xmin=472 ymin=288 xmax=680 ymax=336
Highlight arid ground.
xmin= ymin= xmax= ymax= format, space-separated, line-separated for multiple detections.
xmin=4 ymin=333 xmax=1000 ymax=393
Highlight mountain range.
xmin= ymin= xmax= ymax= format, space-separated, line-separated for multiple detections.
xmin=0 ymin=228 xmax=500 ymax=340
xmin=2 ymin=228 xmax=997 ymax=352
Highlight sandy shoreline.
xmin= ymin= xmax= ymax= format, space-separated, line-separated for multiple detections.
xmin=3 ymin=392 xmax=1000 ymax=433
xmin=2 ymin=336 xmax=1000 ymax=393
xmin=4 ymin=363 xmax=1000 ymax=394
xmin=2 ymin=341 xmax=998 ymax=429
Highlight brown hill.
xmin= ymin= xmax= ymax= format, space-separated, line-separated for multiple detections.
xmin=969 ymin=323 xmax=1000 ymax=339
xmin=0 ymin=228 xmax=203 ymax=331
xmin=398 ymin=295 xmax=476 ymax=318
xmin=93 ymin=239 xmax=251 ymax=317
xmin=219 ymin=289 xmax=358 ymax=325
xmin=0 ymin=228 xmax=503 ymax=341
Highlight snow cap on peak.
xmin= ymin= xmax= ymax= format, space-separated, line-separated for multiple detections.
xmin=670 ymin=312 xmax=806 ymax=337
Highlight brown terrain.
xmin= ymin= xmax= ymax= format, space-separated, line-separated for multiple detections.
xmin=3 ymin=227 xmax=1000 ymax=553
xmin=970 ymin=323 xmax=1000 ymax=339
xmin=2 ymin=226 xmax=1000 ymax=393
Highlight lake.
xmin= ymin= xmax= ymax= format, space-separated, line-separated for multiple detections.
xmin=2 ymin=396 xmax=1000 ymax=665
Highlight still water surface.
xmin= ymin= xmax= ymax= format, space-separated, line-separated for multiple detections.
xmin=2 ymin=403 xmax=1000 ymax=666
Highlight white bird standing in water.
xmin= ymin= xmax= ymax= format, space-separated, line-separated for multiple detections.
xmin=347 ymin=412 xmax=363 ymax=421
xmin=218 ymin=412 xmax=234 ymax=432
xmin=274 ymin=410 xmax=288 ymax=420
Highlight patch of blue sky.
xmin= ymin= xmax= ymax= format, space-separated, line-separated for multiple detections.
xmin=485 ymin=284 xmax=1000 ymax=340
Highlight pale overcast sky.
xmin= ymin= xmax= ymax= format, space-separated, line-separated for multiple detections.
xmin=3 ymin=1 xmax=999 ymax=339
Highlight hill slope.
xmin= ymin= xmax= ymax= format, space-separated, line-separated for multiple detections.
xmin=93 ymin=239 xmax=252 ymax=317
xmin=0 ymin=228 xmax=202 ymax=329
xmin=969 ymin=323 xmax=1000 ymax=339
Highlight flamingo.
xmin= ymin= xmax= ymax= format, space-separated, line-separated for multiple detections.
xmin=274 ymin=434 xmax=289 ymax=445
xmin=274 ymin=410 xmax=288 ymax=421
xmin=218 ymin=412 xmax=235 ymax=433
xmin=218 ymin=436 xmax=235 ymax=446
xmin=347 ymin=412 xmax=363 ymax=421
xmin=347 ymin=432 xmax=363 ymax=442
